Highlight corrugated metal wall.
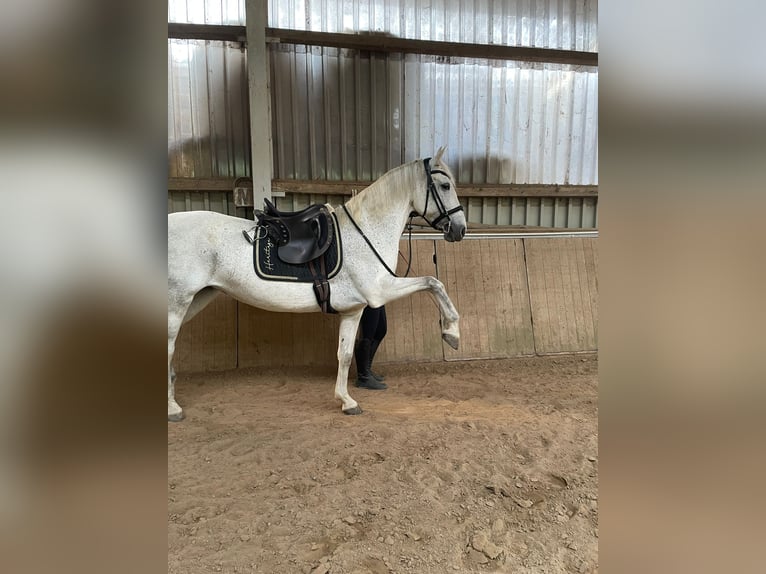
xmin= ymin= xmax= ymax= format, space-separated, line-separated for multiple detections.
xmin=168 ymin=0 xmax=246 ymax=25
xmin=269 ymin=48 xmax=597 ymax=184
xmin=168 ymin=0 xmax=598 ymax=227
xmin=168 ymin=39 xmax=250 ymax=178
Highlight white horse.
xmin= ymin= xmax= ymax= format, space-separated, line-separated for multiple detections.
xmin=168 ymin=147 xmax=467 ymax=420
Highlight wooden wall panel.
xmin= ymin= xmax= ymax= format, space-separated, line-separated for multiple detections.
xmin=174 ymin=294 xmax=238 ymax=372
xmin=524 ymin=238 xmax=598 ymax=353
xmin=437 ymin=238 xmax=535 ymax=360
xmin=237 ymin=306 xmax=341 ymax=368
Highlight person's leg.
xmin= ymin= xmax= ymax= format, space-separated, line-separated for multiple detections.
xmin=359 ymin=305 xmax=380 ymax=340
xmin=369 ymin=306 xmax=387 ymax=381
xmin=355 ymin=306 xmax=387 ymax=390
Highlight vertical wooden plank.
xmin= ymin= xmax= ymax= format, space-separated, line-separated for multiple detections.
xmin=174 ymin=294 xmax=237 ymax=373
xmin=474 ymin=240 xmax=492 ymax=355
xmin=578 ymin=238 xmax=598 ymax=349
xmin=487 ymin=238 xmax=508 ymax=355
xmin=525 ymin=238 xmax=548 ymax=352
xmin=551 ymin=239 xmax=571 ymax=349
xmin=584 ymin=238 xmax=599 ymax=346
xmin=560 ymin=238 xmax=581 ymax=349
xmin=512 ymin=238 xmax=536 ymax=354
xmin=565 ymin=238 xmax=587 ymax=349
xmin=246 ymin=0 xmax=272 ymax=206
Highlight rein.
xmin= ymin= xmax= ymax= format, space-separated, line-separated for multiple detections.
xmin=342 ymin=203 xmax=400 ymax=277
xmin=342 ymin=158 xmax=463 ymax=278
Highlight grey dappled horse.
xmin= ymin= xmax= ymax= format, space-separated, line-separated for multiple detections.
xmin=168 ymin=148 xmax=467 ymax=420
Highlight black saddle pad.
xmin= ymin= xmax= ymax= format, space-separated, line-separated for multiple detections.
xmin=253 ymin=211 xmax=343 ymax=282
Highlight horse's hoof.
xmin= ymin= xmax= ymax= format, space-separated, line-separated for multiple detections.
xmin=168 ymin=410 xmax=185 ymax=422
xmin=442 ymin=332 xmax=459 ymax=350
xmin=343 ymin=406 xmax=363 ymax=415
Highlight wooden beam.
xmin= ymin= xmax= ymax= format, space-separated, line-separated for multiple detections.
xmin=267 ymin=27 xmax=598 ymax=67
xmin=169 ymin=178 xmax=597 ymax=198
xmin=458 ymin=184 xmax=597 ymax=197
xmin=167 ymin=24 xmax=598 ymax=67
xmin=168 ymin=23 xmax=246 ymax=42
xmin=168 ymin=177 xmax=233 ymax=191
xmin=272 ymin=180 xmax=598 ymax=198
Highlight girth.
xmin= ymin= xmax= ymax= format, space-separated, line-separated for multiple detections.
xmin=255 ymin=198 xmax=334 ymax=265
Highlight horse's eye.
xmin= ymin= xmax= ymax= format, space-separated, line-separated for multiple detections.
xmin=440 ymin=182 xmax=450 ymax=191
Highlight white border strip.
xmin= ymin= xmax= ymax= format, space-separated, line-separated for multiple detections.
xmin=404 ymin=230 xmax=599 ymax=240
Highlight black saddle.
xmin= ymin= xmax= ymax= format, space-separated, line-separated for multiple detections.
xmin=255 ymin=198 xmax=334 ymax=265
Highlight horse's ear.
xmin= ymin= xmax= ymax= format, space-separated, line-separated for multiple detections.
xmin=434 ymin=146 xmax=446 ymax=163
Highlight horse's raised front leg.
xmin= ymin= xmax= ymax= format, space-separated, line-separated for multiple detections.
xmin=376 ymin=276 xmax=460 ymax=349
xmin=335 ymin=309 xmax=364 ymax=415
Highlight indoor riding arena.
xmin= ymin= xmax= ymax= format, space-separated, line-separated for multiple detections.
xmin=168 ymin=2 xmax=598 ymax=573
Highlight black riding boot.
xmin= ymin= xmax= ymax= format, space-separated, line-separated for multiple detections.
xmin=355 ymin=339 xmax=387 ymax=390
xmin=369 ymin=339 xmax=386 ymax=382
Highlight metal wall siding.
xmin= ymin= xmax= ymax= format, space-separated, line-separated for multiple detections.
xmin=268 ymin=0 xmax=598 ymax=51
xmin=168 ymin=39 xmax=250 ymax=178
xmin=269 ymin=47 xmax=597 ymax=185
xmin=168 ymin=0 xmax=246 ymax=24
xmin=459 ymin=196 xmax=597 ymax=228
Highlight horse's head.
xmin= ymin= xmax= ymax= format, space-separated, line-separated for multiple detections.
xmin=414 ymin=147 xmax=467 ymax=242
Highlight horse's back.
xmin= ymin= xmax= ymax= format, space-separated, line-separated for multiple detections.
xmin=168 ymin=210 xmax=250 ymax=247
xmin=168 ymin=209 xmax=248 ymax=232
xmin=168 ymin=211 xmax=250 ymax=290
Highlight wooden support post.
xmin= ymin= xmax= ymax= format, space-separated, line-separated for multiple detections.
xmin=246 ymin=0 xmax=272 ymax=212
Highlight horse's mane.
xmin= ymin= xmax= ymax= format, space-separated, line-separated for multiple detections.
xmin=345 ymin=160 xmax=421 ymax=217
xmin=345 ymin=154 xmax=456 ymax=217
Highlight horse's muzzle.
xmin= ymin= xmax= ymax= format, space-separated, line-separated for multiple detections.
xmin=443 ymin=221 xmax=467 ymax=242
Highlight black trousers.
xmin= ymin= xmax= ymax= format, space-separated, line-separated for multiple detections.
xmin=360 ymin=305 xmax=387 ymax=343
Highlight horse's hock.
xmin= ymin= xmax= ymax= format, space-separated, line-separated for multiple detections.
xmin=174 ymin=235 xmax=597 ymax=372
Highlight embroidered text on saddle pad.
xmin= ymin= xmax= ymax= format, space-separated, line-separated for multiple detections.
xmin=253 ymin=211 xmax=343 ymax=282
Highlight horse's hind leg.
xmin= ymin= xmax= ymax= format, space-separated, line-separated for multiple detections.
xmin=183 ymin=287 xmax=220 ymax=324
xmin=168 ymin=292 xmax=195 ymax=422
xmin=335 ymin=309 xmax=364 ymax=415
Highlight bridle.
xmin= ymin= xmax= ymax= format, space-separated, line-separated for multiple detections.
xmin=417 ymin=157 xmax=464 ymax=234
xmin=342 ymin=157 xmax=464 ymax=278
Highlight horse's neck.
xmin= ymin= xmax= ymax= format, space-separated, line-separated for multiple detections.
xmin=346 ymin=163 xmax=418 ymax=240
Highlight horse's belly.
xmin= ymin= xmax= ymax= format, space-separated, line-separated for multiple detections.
xmin=213 ymin=269 xmax=321 ymax=313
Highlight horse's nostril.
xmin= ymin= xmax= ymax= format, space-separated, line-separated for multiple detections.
xmin=460 ymin=226 xmax=466 ymax=238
